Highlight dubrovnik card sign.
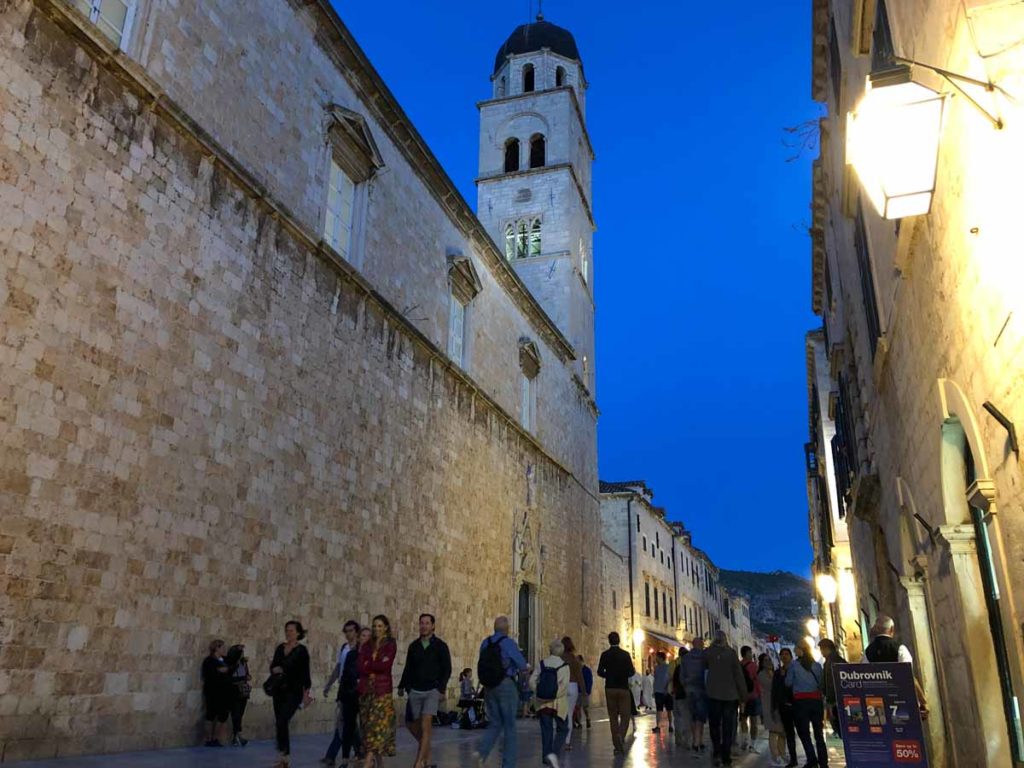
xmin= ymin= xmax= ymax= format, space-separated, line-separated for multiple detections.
xmin=834 ymin=663 xmax=929 ymax=766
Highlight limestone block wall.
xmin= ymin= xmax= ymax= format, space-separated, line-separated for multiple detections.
xmin=0 ymin=1 xmax=603 ymax=760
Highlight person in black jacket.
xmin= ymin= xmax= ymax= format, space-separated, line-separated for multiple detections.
xmin=321 ymin=620 xmax=362 ymax=767
xmin=397 ymin=614 xmax=452 ymax=768
xmin=597 ymin=632 xmax=635 ymax=755
xmin=201 ymin=639 xmax=231 ymax=747
xmin=270 ymin=620 xmax=312 ymax=768
xmin=772 ymin=648 xmax=798 ymax=768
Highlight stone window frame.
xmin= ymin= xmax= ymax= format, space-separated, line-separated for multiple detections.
xmin=68 ymin=0 xmax=138 ymax=51
xmin=518 ymin=337 xmax=541 ymax=432
xmin=320 ymin=105 xmax=384 ymax=269
xmin=446 ymin=253 xmax=483 ymax=369
xmin=504 ymin=216 xmax=542 ymax=261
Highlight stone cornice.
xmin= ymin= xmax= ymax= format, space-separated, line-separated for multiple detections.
xmin=811 ymin=0 xmax=830 ymax=102
xmin=477 ymin=85 xmax=596 ymax=162
xmin=477 ymin=163 xmax=596 ymax=229
xmin=298 ymin=0 xmax=577 ymax=363
xmin=811 ymin=158 xmax=827 ymax=314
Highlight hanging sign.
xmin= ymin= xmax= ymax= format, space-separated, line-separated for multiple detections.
xmin=833 ymin=662 xmax=929 ymax=766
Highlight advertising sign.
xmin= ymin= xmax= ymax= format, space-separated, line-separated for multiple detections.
xmin=834 ymin=662 xmax=929 ymax=766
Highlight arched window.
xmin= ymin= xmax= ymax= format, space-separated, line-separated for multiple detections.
xmin=529 ymin=134 xmax=545 ymax=169
xmin=528 ymin=218 xmax=541 ymax=257
xmin=556 ymin=66 xmax=566 ymax=87
xmin=504 ymin=138 xmax=520 ymax=173
xmin=522 ymin=63 xmax=535 ymax=93
xmin=504 ymin=223 xmax=517 ymax=261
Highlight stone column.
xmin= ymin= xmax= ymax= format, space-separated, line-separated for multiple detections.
xmin=937 ymin=524 xmax=1012 ymax=765
xmin=899 ymin=567 xmax=949 ymax=768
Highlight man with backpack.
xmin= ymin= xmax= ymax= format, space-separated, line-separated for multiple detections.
xmin=738 ymin=645 xmax=761 ymax=752
xmin=473 ymin=616 xmax=529 ymax=768
xmin=597 ymin=631 xmax=635 ymax=755
xmin=530 ymin=639 xmax=571 ymax=767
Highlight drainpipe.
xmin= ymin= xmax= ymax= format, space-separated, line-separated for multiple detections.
xmin=626 ymin=497 xmax=636 ymax=659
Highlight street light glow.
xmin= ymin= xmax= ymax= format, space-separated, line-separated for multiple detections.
xmin=806 ymin=618 xmax=820 ymax=638
xmin=847 ymin=65 xmax=946 ymax=219
xmin=816 ymin=573 xmax=838 ymax=605
xmin=632 ymin=628 xmax=645 ymax=648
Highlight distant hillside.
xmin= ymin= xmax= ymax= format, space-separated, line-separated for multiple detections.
xmin=720 ymin=569 xmax=813 ymax=646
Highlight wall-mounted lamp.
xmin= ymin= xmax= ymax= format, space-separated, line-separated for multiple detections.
xmin=815 ymin=573 xmax=838 ymax=605
xmin=847 ymin=59 xmax=1004 ymax=220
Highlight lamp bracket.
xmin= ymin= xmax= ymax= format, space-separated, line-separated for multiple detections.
xmin=894 ymin=56 xmax=1004 ymax=129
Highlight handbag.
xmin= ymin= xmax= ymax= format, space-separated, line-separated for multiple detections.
xmin=263 ymin=673 xmax=285 ymax=697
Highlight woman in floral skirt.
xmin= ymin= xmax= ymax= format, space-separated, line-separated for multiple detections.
xmin=358 ymin=614 xmax=397 ymax=767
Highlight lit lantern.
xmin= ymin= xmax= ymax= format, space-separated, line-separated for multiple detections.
xmin=816 ymin=573 xmax=838 ymax=605
xmin=847 ymin=65 xmax=946 ymax=219
xmin=806 ymin=618 xmax=821 ymax=638
xmin=632 ymin=628 xmax=645 ymax=648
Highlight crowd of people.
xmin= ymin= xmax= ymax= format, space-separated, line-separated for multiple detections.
xmin=199 ymin=611 xmax=925 ymax=767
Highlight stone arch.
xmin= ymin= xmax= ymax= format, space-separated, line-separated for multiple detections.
xmin=938 ymin=378 xmax=991 ymax=481
xmin=497 ymin=112 xmax=551 ymax=145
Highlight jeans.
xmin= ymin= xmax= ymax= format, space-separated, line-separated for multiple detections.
xmin=779 ymin=707 xmax=798 ymax=764
xmin=324 ymin=691 xmax=361 ymax=761
xmin=273 ymin=691 xmax=303 ymax=755
xmin=564 ymin=683 xmax=578 ymax=746
xmin=478 ymin=677 xmax=519 ymax=768
xmin=605 ymin=688 xmax=631 ymax=751
xmin=539 ymin=711 xmax=568 ymax=758
xmin=708 ymin=698 xmax=738 ymax=765
xmin=794 ymin=698 xmax=828 ymax=767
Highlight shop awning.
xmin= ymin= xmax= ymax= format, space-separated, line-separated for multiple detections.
xmin=643 ymin=630 xmax=683 ymax=647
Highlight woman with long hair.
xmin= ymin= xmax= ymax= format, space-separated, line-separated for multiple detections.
xmin=772 ymin=648 xmax=798 ymax=768
xmin=359 ymin=615 xmax=397 ymax=767
xmin=784 ymin=640 xmax=828 ymax=768
xmin=559 ymin=636 xmax=585 ymax=750
xmin=269 ymin=620 xmax=312 ymax=767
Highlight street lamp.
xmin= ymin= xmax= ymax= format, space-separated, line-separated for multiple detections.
xmin=815 ymin=573 xmax=838 ymax=605
xmin=632 ymin=628 xmax=645 ymax=649
xmin=806 ymin=618 xmax=821 ymax=638
xmin=847 ymin=59 xmax=1004 ymax=220
xmin=847 ymin=65 xmax=946 ymax=219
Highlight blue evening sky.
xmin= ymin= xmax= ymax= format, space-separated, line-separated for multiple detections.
xmin=335 ymin=1 xmax=822 ymax=574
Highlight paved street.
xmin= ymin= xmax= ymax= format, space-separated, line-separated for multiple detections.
xmin=7 ymin=711 xmax=846 ymax=768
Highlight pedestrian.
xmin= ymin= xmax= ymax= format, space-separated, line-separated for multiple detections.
xmin=321 ymin=619 xmax=362 ymax=767
xmin=517 ymin=666 xmax=534 ymax=718
xmin=628 ymin=670 xmax=643 ymax=719
xmin=359 ymin=615 xmax=397 ymax=768
xmin=532 ymin=638 xmax=570 ymax=767
xmin=651 ymin=651 xmax=673 ymax=733
xmin=559 ymin=636 xmax=585 ymax=750
xmin=704 ymin=630 xmax=746 ymax=767
xmin=758 ymin=654 xmax=786 ymax=766
xmin=641 ymin=664 xmax=655 ymax=712
xmin=201 ymin=639 xmax=231 ymax=747
xmin=398 ymin=613 xmax=452 ymax=768
xmin=225 ymin=643 xmax=251 ymax=747
xmin=680 ymin=637 xmax=709 ymax=756
xmin=738 ymin=645 xmax=761 ymax=752
xmin=671 ymin=647 xmax=692 ymax=747
xmin=596 ymin=631 xmax=635 ymax=755
xmin=785 ymin=640 xmax=828 ymax=768
xmin=861 ymin=615 xmax=929 ymax=719
xmin=772 ymin=648 xmax=798 ymax=768
xmin=473 ymin=616 xmax=529 ymax=768
xmin=268 ymin=620 xmax=313 ymax=768
xmin=577 ymin=655 xmax=593 ymax=729
xmin=817 ymin=638 xmax=845 ymax=739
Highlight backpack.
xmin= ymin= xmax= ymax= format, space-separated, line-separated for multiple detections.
xmin=536 ymin=661 xmax=565 ymax=700
xmin=478 ymin=638 xmax=506 ymax=689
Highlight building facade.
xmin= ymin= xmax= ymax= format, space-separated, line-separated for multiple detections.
xmin=807 ymin=1 xmax=1024 ymax=765
xmin=599 ymin=481 xmax=755 ymax=668
xmin=0 ymin=0 xmax=601 ymax=760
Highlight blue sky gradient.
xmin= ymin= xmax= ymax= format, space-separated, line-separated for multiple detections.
xmin=335 ymin=0 xmax=823 ymax=574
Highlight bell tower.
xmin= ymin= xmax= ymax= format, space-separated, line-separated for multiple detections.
xmin=477 ymin=15 xmax=596 ymax=394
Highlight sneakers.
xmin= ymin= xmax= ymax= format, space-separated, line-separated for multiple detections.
xmin=544 ymin=755 xmax=560 ymax=768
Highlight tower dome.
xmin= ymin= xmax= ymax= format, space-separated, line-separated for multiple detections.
xmin=493 ymin=17 xmax=581 ymax=74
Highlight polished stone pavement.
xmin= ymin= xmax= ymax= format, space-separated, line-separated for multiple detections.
xmin=6 ymin=710 xmax=847 ymax=767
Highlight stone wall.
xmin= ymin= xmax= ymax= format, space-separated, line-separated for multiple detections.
xmin=811 ymin=1 xmax=1024 ymax=763
xmin=0 ymin=0 xmax=603 ymax=760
